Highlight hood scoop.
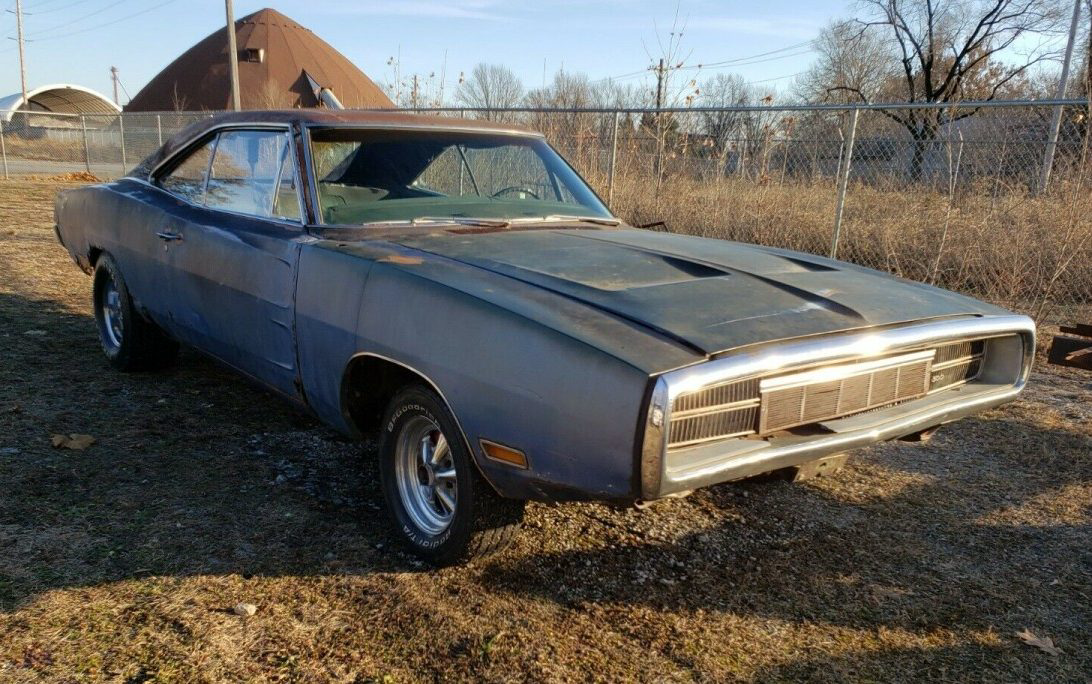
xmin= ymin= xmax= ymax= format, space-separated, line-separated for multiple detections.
xmin=464 ymin=241 xmax=733 ymax=291
xmin=392 ymin=229 xmax=995 ymax=356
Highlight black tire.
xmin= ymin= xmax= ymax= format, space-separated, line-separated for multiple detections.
xmin=378 ymin=384 xmax=525 ymax=566
xmin=92 ymin=253 xmax=178 ymax=371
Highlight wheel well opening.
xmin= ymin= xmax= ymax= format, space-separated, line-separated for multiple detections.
xmin=85 ymin=246 xmax=103 ymax=274
xmin=342 ymin=356 xmax=423 ymax=435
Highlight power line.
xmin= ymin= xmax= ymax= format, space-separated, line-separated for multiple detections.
xmin=677 ymin=48 xmax=815 ymax=71
xmin=746 ymin=71 xmax=806 ymax=85
xmin=590 ymin=39 xmax=817 ymax=85
xmin=26 ymin=0 xmax=101 ymax=15
xmin=22 ymin=0 xmax=179 ymax=42
xmin=685 ymin=40 xmax=815 ymax=69
xmin=26 ymin=0 xmax=128 ymax=36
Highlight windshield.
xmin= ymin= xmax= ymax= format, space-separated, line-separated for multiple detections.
xmin=308 ymin=128 xmax=611 ymax=225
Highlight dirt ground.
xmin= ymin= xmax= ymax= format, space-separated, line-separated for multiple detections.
xmin=0 ymin=179 xmax=1089 ymax=683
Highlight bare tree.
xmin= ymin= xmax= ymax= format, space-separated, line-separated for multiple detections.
xmin=797 ymin=20 xmax=898 ymax=104
xmin=834 ymin=0 xmax=1065 ymax=177
xmin=1083 ymin=0 xmax=1092 ymax=96
xmin=700 ymin=74 xmax=752 ymax=155
xmin=456 ymin=63 xmax=525 ymax=120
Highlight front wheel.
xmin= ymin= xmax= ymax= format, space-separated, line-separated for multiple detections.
xmin=378 ymin=385 xmax=525 ymax=565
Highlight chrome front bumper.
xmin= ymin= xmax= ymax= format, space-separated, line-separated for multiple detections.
xmin=640 ymin=315 xmax=1036 ymax=498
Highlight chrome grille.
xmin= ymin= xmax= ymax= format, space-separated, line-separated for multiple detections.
xmin=665 ymin=338 xmax=990 ymax=449
xmin=669 ymin=404 xmax=759 ymax=446
xmin=758 ymin=351 xmax=934 ymax=433
xmin=669 ymin=378 xmax=760 ymax=448
xmin=930 ymin=340 xmax=985 ymax=391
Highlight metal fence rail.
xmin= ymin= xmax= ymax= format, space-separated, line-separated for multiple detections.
xmin=1 ymin=100 xmax=1089 ymax=323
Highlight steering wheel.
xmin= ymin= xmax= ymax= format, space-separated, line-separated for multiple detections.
xmin=491 ymin=185 xmax=540 ymax=200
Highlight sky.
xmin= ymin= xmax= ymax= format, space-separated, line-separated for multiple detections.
xmin=0 ymin=0 xmax=850 ymax=105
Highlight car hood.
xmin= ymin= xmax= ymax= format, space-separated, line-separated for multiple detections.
xmin=390 ymin=228 xmax=1009 ymax=357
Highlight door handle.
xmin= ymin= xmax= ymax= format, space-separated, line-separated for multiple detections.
xmin=156 ymin=230 xmax=183 ymax=242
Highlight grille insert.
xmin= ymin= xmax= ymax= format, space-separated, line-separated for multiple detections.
xmin=930 ymin=340 xmax=984 ymax=391
xmin=669 ymin=378 xmax=760 ymax=448
xmin=758 ymin=350 xmax=934 ymax=434
xmin=665 ymin=339 xmax=990 ymax=450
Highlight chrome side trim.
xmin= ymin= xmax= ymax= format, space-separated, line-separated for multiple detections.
xmin=640 ymin=314 xmax=1035 ymax=499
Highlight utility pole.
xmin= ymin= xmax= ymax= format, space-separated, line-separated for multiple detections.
xmin=653 ymin=58 xmax=666 ymax=183
xmin=1039 ymin=0 xmax=1083 ymax=193
xmin=15 ymin=0 xmax=28 ymax=107
xmin=224 ymin=0 xmax=242 ymax=111
xmin=654 ymin=58 xmax=665 ymax=110
xmin=110 ymin=66 xmax=120 ymax=106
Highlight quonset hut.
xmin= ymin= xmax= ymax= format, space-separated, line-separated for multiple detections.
xmin=124 ymin=8 xmax=393 ymax=112
xmin=0 ymin=83 xmax=120 ymax=122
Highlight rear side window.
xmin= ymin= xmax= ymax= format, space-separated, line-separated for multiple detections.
xmin=159 ymin=138 xmax=214 ymax=204
xmin=205 ymin=130 xmax=289 ymax=218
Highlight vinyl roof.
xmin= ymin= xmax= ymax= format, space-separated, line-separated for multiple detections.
xmin=129 ymin=109 xmax=540 ymax=180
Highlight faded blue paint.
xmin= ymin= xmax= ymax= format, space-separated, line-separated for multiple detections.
xmin=53 ymin=110 xmax=1025 ymax=503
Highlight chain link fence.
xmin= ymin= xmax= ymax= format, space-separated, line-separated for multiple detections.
xmin=0 ymin=111 xmax=213 ymax=179
xmin=1 ymin=100 xmax=1089 ymax=324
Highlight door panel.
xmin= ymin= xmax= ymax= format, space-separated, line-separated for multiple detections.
xmin=165 ymin=205 xmax=303 ymax=399
xmin=154 ymin=128 xmax=305 ymax=400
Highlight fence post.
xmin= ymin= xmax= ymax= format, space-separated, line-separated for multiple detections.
xmin=1039 ymin=0 xmax=1083 ymax=194
xmin=737 ymin=136 xmax=747 ymax=179
xmin=829 ymin=107 xmax=859 ymax=259
xmin=81 ymin=115 xmax=91 ymax=174
xmin=607 ymin=111 xmax=620 ymax=208
xmin=156 ymin=114 xmax=163 ymax=146
xmin=118 ymin=115 xmax=127 ymax=173
xmin=0 ymin=118 xmax=8 ymax=180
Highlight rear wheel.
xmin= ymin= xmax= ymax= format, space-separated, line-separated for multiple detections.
xmin=378 ymin=384 xmax=525 ymax=565
xmin=92 ymin=253 xmax=178 ymax=371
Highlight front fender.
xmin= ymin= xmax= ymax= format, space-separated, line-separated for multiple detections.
xmin=355 ymin=262 xmax=650 ymax=501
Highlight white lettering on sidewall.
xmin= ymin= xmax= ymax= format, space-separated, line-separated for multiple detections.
xmin=389 ymin=402 xmax=453 ymax=548
xmin=386 ymin=403 xmax=439 ymax=434
xmin=403 ymin=523 xmax=452 ymax=548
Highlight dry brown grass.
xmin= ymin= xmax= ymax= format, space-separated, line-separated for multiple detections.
xmin=0 ymin=179 xmax=1090 ymax=682
xmin=591 ymin=169 xmax=1092 ymax=325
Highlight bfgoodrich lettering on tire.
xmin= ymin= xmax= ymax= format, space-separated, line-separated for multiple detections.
xmin=378 ymin=384 xmax=525 ymax=565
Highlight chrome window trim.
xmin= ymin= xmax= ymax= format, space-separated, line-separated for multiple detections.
xmin=137 ymin=123 xmax=306 ymax=228
xmin=301 ymin=123 xmax=612 ymax=227
xmin=148 ymin=122 xmax=293 ymax=181
xmin=269 ymin=131 xmax=306 ymax=222
xmin=640 ymin=314 xmax=1036 ymax=499
xmin=301 ymin=121 xmax=546 ymax=138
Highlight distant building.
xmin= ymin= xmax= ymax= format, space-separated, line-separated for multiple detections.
xmin=124 ymin=8 xmax=393 ymax=112
xmin=0 ymin=83 xmax=120 ymax=122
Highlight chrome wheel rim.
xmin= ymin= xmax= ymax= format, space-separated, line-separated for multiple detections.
xmin=100 ymin=276 xmax=124 ymax=350
xmin=394 ymin=415 xmax=457 ymax=535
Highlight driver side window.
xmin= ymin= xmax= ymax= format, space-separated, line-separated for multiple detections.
xmin=159 ymin=138 xmax=214 ymax=204
xmin=158 ymin=129 xmax=301 ymax=222
xmin=205 ymin=130 xmax=290 ymax=219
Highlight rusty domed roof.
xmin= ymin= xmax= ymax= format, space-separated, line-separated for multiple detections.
xmin=124 ymin=8 xmax=393 ymax=112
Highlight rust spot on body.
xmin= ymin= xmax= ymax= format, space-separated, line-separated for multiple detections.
xmin=381 ymin=255 xmax=423 ymax=265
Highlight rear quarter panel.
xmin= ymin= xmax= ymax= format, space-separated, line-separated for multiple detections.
xmin=54 ymin=180 xmax=172 ymax=327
